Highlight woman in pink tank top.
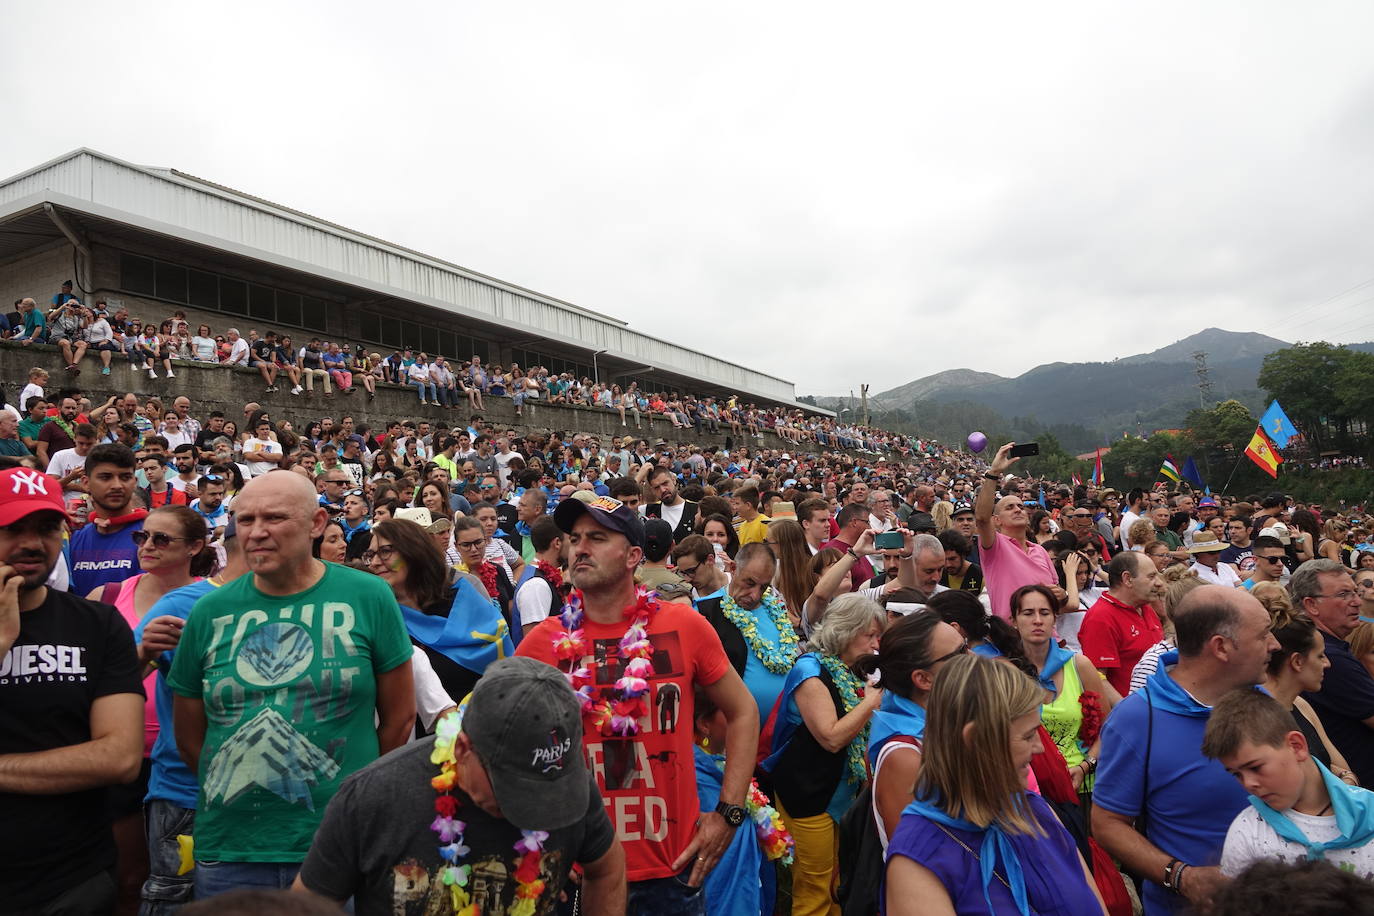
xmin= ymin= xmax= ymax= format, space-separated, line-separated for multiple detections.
xmin=89 ymin=505 xmax=211 ymax=756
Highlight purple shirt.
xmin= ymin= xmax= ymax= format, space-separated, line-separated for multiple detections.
xmin=884 ymin=793 xmax=1099 ymax=915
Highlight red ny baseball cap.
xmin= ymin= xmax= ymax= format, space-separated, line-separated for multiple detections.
xmin=0 ymin=468 xmax=66 ymax=526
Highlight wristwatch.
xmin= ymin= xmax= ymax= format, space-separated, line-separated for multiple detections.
xmin=715 ymin=801 xmax=747 ymax=828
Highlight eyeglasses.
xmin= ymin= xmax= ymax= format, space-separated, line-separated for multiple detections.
xmin=343 ymin=488 xmax=364 ymax=498
xmin=676 ymin=561 xmax=701 ymax=578
xmin=455 ymin=538 xmax=485 ymax=550
xmin=925 ymin=639 xmax=971 ymax=667
xmin=131 ymin=531 xmax=193 ymax=548
xmin=361 ymin=545 xmax=397 ymax=563
xmin=1315 ymin=590 xmax=1358 ymax=602
xmin=324 ymin=478 xmax=349 ymax=485
xmin=1258 ymin=555 xmax=1286 ymax=565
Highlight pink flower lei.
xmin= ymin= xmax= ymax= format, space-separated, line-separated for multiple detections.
xmin=551 ymin=586 xmax=661 ymax=737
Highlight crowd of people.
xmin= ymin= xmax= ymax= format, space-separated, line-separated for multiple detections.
xmin=6 ymin=327 xmax=1374 ymax=916
xmin=6 ymin=286 xmax=906 ymax=451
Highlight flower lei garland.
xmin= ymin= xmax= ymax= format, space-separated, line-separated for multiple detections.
xmin=818 ymin=653 xmax=870 ymax=787
xmin=536 ymin=559 xmax=565 ymax=595
xmin=704 ymin=752 xmax=795 ymax=865
xmin=430 ymin=707 xmax=548 ymax=916
xmin=719 ymin=588 xmax=799 ymax=674
xmin=551 ymin=587 xmax=661 ymax=737
xmin=475 ymin=562 xmax=502 ymax=600
xmin=1078 ymin=691 xmax=1103 ymax=747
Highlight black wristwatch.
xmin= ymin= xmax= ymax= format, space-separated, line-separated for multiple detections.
xmin=715 ymin=801 xmax=747 ymax=828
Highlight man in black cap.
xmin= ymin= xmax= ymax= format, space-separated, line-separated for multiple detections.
xmin=636 ymin=518 xmax=684 ymax=591
xmin=295 ymin=657 xmax=626 ymax=915
xmin=0 ymin=467 xmax=144 ymax=912
xmin=517 ymin=494 xmax=758 ymax=915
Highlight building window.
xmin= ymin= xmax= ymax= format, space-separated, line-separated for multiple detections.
xmin=219 ymin=278 xmax=247 ymax=316
xmin=154 ymin=263 xmax=187 ymax=303
xmin=249 ymin=284 xmax=275 ymax=321
xmin=188 ymin=270 xmax=218 ymax=309
xmin=120 ymin=254 xmax=155 ymax=295
xmin=116 ymin=250 xmax=338 ymax=335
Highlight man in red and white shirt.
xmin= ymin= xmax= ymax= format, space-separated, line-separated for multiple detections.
xmin=517 ymin=494 xmax=758 ymax=914
xmin=1078 ymin=551 xmax=1166 ymax=695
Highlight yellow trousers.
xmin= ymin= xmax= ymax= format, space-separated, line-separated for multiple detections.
xmin=777 ymin=799 xmax=839 ymax=916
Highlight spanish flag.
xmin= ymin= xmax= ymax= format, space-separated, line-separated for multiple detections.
xmin=1245 ymin=426 xmax=1282 ymax=478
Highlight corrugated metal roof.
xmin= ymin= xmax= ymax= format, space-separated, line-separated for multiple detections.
xmin=0 ymin=148 xmax=810 ymax=408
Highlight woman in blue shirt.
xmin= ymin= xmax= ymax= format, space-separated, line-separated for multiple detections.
xmin=885 ymin=654 xmax=1106 ymax=915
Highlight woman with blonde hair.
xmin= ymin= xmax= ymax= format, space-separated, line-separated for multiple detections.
xmin=930 ymin=499 xmax=954 ymax=532
xmin=1127 ymin=518 xmax=1157 ymax=552
xmin=885 ymin=653 xmax=1106 ymax=915
xmin=763 ymin=593 xmax=885 ymax=916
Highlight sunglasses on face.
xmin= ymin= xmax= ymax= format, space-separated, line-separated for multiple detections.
xmin=925 ymin=639 xmax=971 ymax=667
xmin=131 ymin=531 xmax=192 ymax=548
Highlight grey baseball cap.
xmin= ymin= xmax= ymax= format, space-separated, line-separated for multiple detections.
xmin=462 ymin=656 xmax=589 ymax=830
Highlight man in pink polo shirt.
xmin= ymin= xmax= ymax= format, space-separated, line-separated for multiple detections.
xmin=1078 ymin=551 xmax=1165 ymax=695
xmin=975 ymin=443 xmax=1058 ymax=620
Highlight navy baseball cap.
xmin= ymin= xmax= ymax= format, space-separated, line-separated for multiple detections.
xmin=553 ymin=494 xmax=645 ymax=549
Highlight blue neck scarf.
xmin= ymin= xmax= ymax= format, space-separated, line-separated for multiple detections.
xmin=901 ymin=796 xmax=1031 ymax=915
xmin=339 ymin=517 xmax=370 ymax=543
xmin=867 ymin=691 xmax=926 ymax=767
xmin=1141 ymin=651 xmax=1212 ymax=718
xmin=1036 ymin=643 xmax=1076 ymax=696
xmin=1250 ymin=759 xmax=1374 ymax=860
xmin=515 ymin=520 xmax=532 ymax=537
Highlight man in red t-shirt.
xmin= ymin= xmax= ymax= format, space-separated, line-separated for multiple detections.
xmin=1078 ymin=551 xmax=1166 ymax=695
xmin=516 ymin=494 xmax=759 ymax=915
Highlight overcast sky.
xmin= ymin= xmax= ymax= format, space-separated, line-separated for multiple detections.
xmin=5 ymin=1 xmax=1374 ymax=397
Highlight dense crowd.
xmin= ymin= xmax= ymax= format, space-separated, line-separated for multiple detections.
xmin=6 ymin=288 xmax=905 ymax=452
xmin=6 ymin=293 xmax=1374 ymax=916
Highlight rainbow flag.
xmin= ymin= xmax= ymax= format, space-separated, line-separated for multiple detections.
xmin=1091 ymin=448 xmax=1104 ymax=486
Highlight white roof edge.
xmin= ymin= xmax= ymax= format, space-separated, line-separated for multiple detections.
xmin=0 ymin=189 xmax=806 ymax=405
xmin=0 ymin=148 xmax=798 ymax=393
xmin=0 ymin=147 xmax=632 ymax=328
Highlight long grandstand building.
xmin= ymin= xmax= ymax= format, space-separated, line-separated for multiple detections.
xmin=0 ymin=148 xmax=821 ymax=413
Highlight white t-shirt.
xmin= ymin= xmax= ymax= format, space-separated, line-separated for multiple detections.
xmin=242 ymin=436 xmax=282 ymax=477
xmin=1120 ymin=509 xmax=1142 ymax=550
xmin=45 ymin=447 xmax=87 ymax=497
xmin=658 ymin=500 xmax=686 ymax=532
xmin=19 ymin=383 xmax=44 ymax=413
xmin=494 ymin=451 xmax=516 ymax=488
xmin=227 ymin=337 xmax=250 ymax=366
xmin=514 ymin=576 xmax=554 ymax=629
xmin=1190 ymin=560 xmax=1242 ymax=588
xmin=1220 ymin=804 xmax=1374 ymax=879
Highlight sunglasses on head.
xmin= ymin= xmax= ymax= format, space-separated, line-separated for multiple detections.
xmin=131 ymin=531 xmax=192 ymax=548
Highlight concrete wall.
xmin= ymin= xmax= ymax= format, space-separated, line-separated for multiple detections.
xmin=0 ymin=340 xmax=805 ymax=455
xmin=0 ymin=241 xmax=76 ymax=314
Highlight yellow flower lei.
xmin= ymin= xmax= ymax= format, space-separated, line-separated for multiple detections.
xmin=719 ymin=588 xmax=799 ymax=674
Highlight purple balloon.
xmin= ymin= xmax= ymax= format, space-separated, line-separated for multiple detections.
xmin=967 ymin=431 xmax=988 ymax=453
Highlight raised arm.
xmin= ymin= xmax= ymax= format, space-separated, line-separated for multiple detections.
xmin=975 ymin=443 xmax=1019 ymax=550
